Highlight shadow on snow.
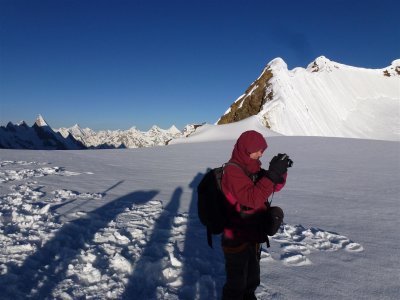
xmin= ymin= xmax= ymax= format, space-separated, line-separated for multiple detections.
xmin=121 ymin=187 xmax=183 ymax=299
xmin=0 ymin=172 xmax=226 ymax=299
xmin=0 ymin=184 xmax=159 ymax=299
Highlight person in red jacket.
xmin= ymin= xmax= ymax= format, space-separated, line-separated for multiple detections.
xmin=221 ymin=130 xmax=290 ymax=300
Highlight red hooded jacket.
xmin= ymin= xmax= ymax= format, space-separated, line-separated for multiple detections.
xmin=221 ymin=130 xmax=285 ymax=241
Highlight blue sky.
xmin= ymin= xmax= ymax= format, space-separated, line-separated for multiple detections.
xmin=1 ymin=0 xmax=399 ymax=131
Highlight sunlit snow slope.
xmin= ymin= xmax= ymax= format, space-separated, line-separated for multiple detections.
xmin=219 ymin=56 xmax=400 ymax=141
xmin=170 ymin=116 xmax=281 ymax=144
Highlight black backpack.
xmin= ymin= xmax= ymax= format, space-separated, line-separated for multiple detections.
xmin=197 ymin=163 xmax=242 ymax=248
xmin=197 ymin=163 xmax=284 ymax=248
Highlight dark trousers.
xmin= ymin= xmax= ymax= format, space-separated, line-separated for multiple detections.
xmin=222 ymin=243 xmax=260 ymax=300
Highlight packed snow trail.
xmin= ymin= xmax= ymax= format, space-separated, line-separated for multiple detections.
xmin=0 ymin=159 xmax=366 ymax=299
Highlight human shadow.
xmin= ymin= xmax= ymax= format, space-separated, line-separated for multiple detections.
xmin=179 ymin=171 xmax=224 ymax=300
xmin=0 ymin=187 xmax=159 ymax=300
xmin=121 ymin=187 xmax=183 ymax=300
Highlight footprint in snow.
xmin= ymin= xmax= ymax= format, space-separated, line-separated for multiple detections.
xmin=0 ymin=160 xmax=89 ymax=183
xmin=269 ymin=224 xmax=364 ymax=266
xmin=0 ymin=160 xmax=49 ymax=167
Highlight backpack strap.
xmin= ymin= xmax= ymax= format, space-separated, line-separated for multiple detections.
xmin=207 ymin=226 xmax=213 ymax=248
xmin=222 ymin=162 xmax=257 ymax=214
xmin=223 ymin=162 xmax=258 ymax=183
xmin=215 ymin=162 xmax=244 ymax=190
xmin=222 ymin=162 xmax=249 ymax=176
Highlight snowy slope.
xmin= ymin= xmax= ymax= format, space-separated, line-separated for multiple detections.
xmin=218 ymin=56 xmax=400 ymax=141
xmin=170 ymin=115 xmax=281 ymax=144
xmin=1 ymin=130 xmax=399 ymax=299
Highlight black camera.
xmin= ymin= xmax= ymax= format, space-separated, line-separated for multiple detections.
xmin=280 ymin=154 xmax=293 ymax=168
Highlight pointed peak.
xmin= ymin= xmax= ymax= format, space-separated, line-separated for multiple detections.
xmin=307 ymin=56 xmax=340 ymax=72
xmin=265 ymin=57 xmax=288 ymax=71
xmin=149 ymin=125 xmax=161 ymax=131
xmin=17 ymin=120 xmax=28 ymax=127
xmin=6 ymin=121 xmax=15 ymax=128
xmin=167 ymin=125 xmax=181 ymax=134
xmin=268 ymin=57 xmax=287 ymax=66
xmin=314 ymin=55 xmax=331 ymax=63
xmin=35 ymin=114 xmax=48 ymax=127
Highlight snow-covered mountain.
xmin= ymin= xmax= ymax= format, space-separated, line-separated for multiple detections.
xmin=2 ymin=57 xmax=399 ymax=149
xmin=217 ymin=56 xmax=400 ymax=141
xmin=56 ymin=124 xmax=183 ymax=148
xmin=0 ymin=115 xmax=185 ymax=150
xmin=0 ymin=115 xmax=86 ymax=150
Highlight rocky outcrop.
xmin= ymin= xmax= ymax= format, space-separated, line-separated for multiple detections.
xmin=217 ymin=67 xmax=274 ymax=125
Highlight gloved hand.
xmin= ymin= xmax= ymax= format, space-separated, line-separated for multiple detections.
xmin=266 ymin=153 xmax=291 ymax=184
xmin=257 ymin=168 xmax=268 ymax=178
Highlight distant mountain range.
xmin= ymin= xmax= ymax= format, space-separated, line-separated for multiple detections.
xmin=1 ymin=56 xmax=399 ymax=149
xmin=56 ymin=122 xmax=185 ymax=149
xmin=0 ymin=116 xmax=86 ymax=150
xmin=218 ymin=56 xmax=400 ymax=141
xmin=0 ymin=115 xmax=196 ymax=150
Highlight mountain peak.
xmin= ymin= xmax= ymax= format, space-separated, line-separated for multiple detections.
xmin=392 ymin=59 xmax=400 ymax=67
xmin=167 ymin=125 xmax=181 ymax=134
xmin=383 ymin=59 xmax=400 ymax=77
xmin=217 ymin=55 xmax=399 ymax=141
xmin=306 ymin=56 xmax=339 ymax=72
xmin=268 ymin=57 xmax=287 ymax=67
xmin=149 ymin=125 xmax=161 ymax=131
xmin=17 ymin=120 xmax=28 ymax=127
xmin=35 ymin=114 xmax=48 ymax=127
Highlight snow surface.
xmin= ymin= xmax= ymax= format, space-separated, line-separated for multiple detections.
xmin=170 ymin=116 xmax=281 ymax=144
xmin=0 ymin=129 xmax=399 ymax=299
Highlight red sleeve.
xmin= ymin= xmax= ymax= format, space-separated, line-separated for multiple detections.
xmin=273 ymin=173 xmax=287 ymax=192
xmin=221 ymin=164 xmax=275 ymax=210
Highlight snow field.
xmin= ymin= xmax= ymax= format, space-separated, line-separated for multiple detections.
xmin=0 ymin=157 xmax=368 ymax=299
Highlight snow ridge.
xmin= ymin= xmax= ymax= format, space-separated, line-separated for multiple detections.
xmin=219 ymin=56 xmax=400 ymax=141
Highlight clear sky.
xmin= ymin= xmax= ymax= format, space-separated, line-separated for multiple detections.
xmin=1 ymin=0 xmax=399 ymax=131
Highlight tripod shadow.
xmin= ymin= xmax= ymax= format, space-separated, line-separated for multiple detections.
xmin=121 ymin=187 xmax=183 ymax=299
xmin=0 ymin=186 xmax=159 ymax=300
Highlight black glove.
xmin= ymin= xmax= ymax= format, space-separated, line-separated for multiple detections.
xmin=266 ymin=153 xmax=292 ymax=184
xmin=257 ymin=168 xmax=268 ymax=178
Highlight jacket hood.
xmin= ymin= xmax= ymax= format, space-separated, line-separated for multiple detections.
xmin=230 ymin=130 xmax=268 ymax=174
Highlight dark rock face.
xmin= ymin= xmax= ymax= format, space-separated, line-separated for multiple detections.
xmin=217 ymin=67 xmax=273 ymax=126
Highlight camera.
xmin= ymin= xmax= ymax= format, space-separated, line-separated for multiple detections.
xmin=280 ymin=154 xmax=293 ymax=168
